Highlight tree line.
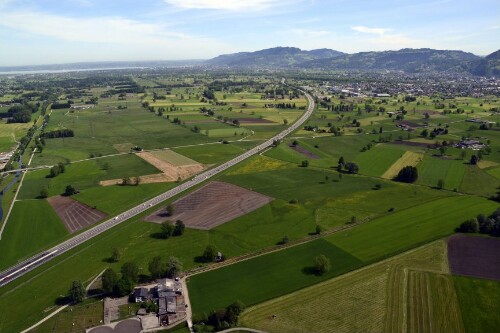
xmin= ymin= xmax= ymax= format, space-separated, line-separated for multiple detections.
xmin=41 ymin=129 xmax=74 ymax=139
xmin=456 ymin=208 xmax=500 ymax=236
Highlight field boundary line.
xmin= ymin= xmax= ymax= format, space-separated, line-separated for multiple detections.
xmin=185 ymin=217 xmax=372 ymax=277
xmin=0 ymin=147 xmax=36 ymax=239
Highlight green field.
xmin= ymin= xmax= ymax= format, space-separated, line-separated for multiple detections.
xmin=30 ymin=300 xmax=103 ymax=333
xmin=18 ymin=154 xmax=161 ymax=199
xmin=1 ymin=73 xmax=499 ymax=333
xmin=0 ymin=200 xmax=67 ymax=270
xmin=264 ymin=135 xmax=375 ymax=169
xmin=354 ymin=145 xmax=405 ymax=177
xmin=74 ymin=182 xmax=175 ymax=215
xmin=459 ymin=164 xmax=500 ymax=197
xmin=327 ymin=195 xmax=498 ymax=262
xmin=0 ymin=219 xmax=208 ymax=332
xmin=172 ymin=142 xmax=251 ymax=164
xmin=454 ymin=276 xmax=500 ymax=333
xmin=0 ymin=122 xmax=32 ymax=153
xmin=188 ymin=239 xmax=363 ymax=315
xmin=486 ymin=165 xmax=500 ymax=179
xmin=240 ymin=241 xmax=463 ymax=333
xmin=221 ymin=164 xmax=452 ymax=231
xmin=416 ymin=155 xmax=467 ymax=190
xmin=31 ymin=106 xmax=220 ymax=166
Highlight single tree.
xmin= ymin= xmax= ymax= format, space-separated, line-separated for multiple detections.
xmin=69 ymin=280 xmax=85 ymax=303
xmin=225 ymin=300 xmax=246 ymax=324
xmin=114 ymin=277 xmax=134 ymax=297
xmin=161 ymin=221 xmax=175 ymax=239
xmin=102 ymin=268 xmax=118 ymax=294
xmin=39 ymin=188 xmax=49 ymax=198
xmin=166 ymin=256 xmax=183 ymax=278
xmin=301 ymin=160 xmax=309 ymax=167
xmin=148 ymin=255 xmax=166 ymax=279
xmin=315 ymin=225 xmax=322 ymax=235
xmin=470 ymin=155 xmax=478 ymax=165
xmin=174 ymin=220 xmax=185 ymax=236
xmin=111 ymin=247 xmax=122 ymax=262
xmin=166 ymin=204 xmax=175 ymax=216
xmin=203 ymin=244 xmax=217 ymax=262
xmin=437 ymin=179 xmax=445 ymax=189
xmin=120 ymin=262 xmax=139 ymax=283
xmin=314 ymin=255 xmax=331 ymax=275
xmin=396 ymin=166 xmax=418 ymax=183
xmin=64 ymin=185 xmax=77 ymax=196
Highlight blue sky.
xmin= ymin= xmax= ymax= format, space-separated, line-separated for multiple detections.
xmin=0 ymin=0 xmax=498 ymax=66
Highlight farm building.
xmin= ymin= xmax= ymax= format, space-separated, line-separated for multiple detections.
xmin=134 ymin=287 xmax=148 ymax=303
xmin=454 ymin=139 xmax=486 ymax=150
xmin=70 ymin=104 xmax=94 ymax=110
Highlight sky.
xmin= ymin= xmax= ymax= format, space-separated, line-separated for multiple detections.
xmin=0 ymin=0 xmax=499 ymax=66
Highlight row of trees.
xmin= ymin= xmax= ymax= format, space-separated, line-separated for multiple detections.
xmin=456 ymin=209 xmax=500 ymax=236
xmin=148 ymin=256 xmax=183 ymax=279
xmin=41 ymin=129 xmax=74 ymax=139
xmin=3 ymin=103 xmax=38 ymax=123
xmin=100 ymin=255 xmax=184 ymax=299
xmin=101 ymin=262 xmax=141 ymax=297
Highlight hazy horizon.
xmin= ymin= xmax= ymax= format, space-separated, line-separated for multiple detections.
xmin=0 ymin=0 xmax=499 ymax=66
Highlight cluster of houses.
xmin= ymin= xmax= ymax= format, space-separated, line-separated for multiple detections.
xmin=465 ymin=118 xmax=495 ymax=126
xmin=454 ymin=139 xmax=487 ymax=150
xmin=70 ymin=104 xmax=95 ymax=110
xmin=133 ymin=278 xmax=186 ymax=327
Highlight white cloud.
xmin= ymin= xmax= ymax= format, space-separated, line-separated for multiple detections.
xmin=0 ymin=11 xmax=183 ymax=44
xmin=351 ymin=25 xmax=392 ymax=35
xmin=350 ymin=25 xmax=423 ymax=50
xmin=0 ymin=10 xmax=234 ymax=63
xmin=164 ymin=0 xmax=283 ymax=10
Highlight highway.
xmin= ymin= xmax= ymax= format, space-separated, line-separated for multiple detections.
xmin=0 ymin=82 xmax=315 ymax=287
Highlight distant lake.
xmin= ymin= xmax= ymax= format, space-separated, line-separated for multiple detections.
xmin=0 ymin=66 xmax=149 ymax=75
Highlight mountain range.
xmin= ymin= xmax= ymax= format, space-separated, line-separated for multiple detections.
xmin=205 ymin=47 xmax=346 ymax=67
xmin=1 ymin=47 xmax=499 ymax=76
xmin=205 ymin=47 xmax=500 ymax=76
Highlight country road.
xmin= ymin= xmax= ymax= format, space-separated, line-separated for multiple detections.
xmin=0 ymin=81 xmax=315 ymax=287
